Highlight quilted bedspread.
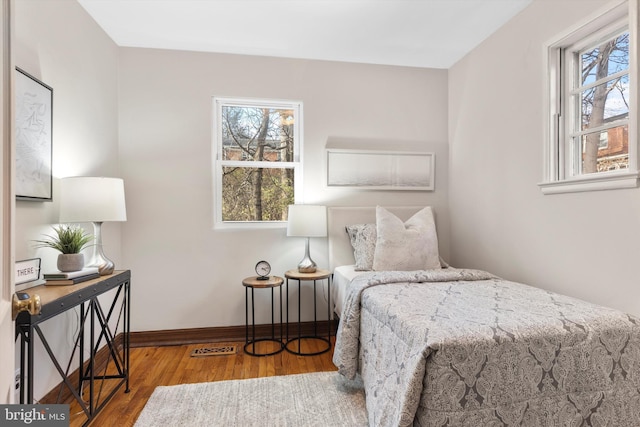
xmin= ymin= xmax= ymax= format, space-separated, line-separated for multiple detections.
xmin=332 ymin=269 xmax=640 ymax=427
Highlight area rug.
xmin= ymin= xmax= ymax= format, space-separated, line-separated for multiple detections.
xmin=134 ymin=371 xmax=368 ymax=426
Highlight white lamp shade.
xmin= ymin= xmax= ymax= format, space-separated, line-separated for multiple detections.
xmin=287 ymin=205 xmax=327 ymax=237
xmin=59 ymin=177 xmax=127 ymax=223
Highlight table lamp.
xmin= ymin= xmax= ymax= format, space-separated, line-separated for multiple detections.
xmin=59 ymin=177 xmax=127 ymax=275
xmin=287 ymin=205 xmax=327 ymax=273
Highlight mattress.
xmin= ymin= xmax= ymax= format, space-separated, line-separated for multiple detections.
xmin=331 ymin=265 xmax=366 ymax=318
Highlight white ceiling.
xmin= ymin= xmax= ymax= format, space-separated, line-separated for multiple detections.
xmin=77 ymin=0 xmax=532 ymax=69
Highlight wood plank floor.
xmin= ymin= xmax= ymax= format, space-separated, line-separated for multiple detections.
xmin=69 ymin=338 xmax=336 ymax=427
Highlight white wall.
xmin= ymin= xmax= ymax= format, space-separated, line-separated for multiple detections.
xmin=449 ymin=0 xmax=640 ymax=317
xmin=13 ymin=0 xmax=449 ymax=397
xmin=118 ymin=48 xmax=450 ymax=331
xmin=14 ymin=0 xmax=120 ymax=400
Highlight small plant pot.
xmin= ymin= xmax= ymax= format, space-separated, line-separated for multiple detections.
xmin=57 ymin=253 xmax=84 ymax=272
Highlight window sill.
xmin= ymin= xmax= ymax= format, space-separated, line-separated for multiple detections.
xmin=214 ymin=220 xmax=288 ymax=230
xmin=539 ymin=171 xmax=639 ymax=195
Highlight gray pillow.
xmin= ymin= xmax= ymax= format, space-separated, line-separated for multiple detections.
xmin=345 ymin=223 xmax=376 ymax=271
xmin=372 ymin=206 xmax=441 ymax=271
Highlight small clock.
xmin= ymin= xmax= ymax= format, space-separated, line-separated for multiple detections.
xmin=255 ymin=260 xmax=271 ymax=280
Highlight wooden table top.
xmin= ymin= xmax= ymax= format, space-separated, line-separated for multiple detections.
xmin=22 ymin=270 xmax=129 ymax=306
xmin=242 ymin=276 xmax=284 ymax=288
xmin=284 ymin=269 xmax=331 ymax=280
xmin=16 ymin=270 xmax=131 ymax=325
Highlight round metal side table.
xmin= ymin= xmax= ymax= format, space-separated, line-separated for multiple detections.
xmin=243 ymin=275 xmax=285 ymax=357
xmin=285 ymin=269 xmax=332 ymax=356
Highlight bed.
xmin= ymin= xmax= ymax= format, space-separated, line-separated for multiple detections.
xmin=329 ymin=206 xmax=640 ymax=427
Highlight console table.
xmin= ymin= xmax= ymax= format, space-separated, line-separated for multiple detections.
xmin=14 ymin=270 xmax=131 ymax=427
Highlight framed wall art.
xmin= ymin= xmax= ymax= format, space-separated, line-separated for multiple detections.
xmin=326 ymin=149 xmax=435 ymax=191
xmin=15 ymin=67 xmax=53 ymax=201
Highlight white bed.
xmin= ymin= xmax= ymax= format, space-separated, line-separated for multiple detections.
xmin=329 ymin=205 xmax=640 ymax=427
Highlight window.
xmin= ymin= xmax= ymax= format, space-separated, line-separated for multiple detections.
xmin=213 ymin=97 xmax=302 ymax=227
xmin=541 ymin=1 xmax=637 ymax=194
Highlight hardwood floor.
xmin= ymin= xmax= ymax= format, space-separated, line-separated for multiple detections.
xmin=68 ymin=338 xmax=337 ymax=427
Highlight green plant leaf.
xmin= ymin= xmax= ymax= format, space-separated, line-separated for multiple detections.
xmin=33 ymin=225 xmax=93 ymax=254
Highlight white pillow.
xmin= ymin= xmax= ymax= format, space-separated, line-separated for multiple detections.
xmin=372 ymin=206 xmax=441 ymax=271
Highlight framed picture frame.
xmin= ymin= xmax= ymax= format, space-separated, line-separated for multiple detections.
xmin=326 ymin=149 xmax=435 ymax=191
xmin=15 ymin=67 xmax=53 ymax=201
xmin=15 ymin=258 xmax=41 ymax=285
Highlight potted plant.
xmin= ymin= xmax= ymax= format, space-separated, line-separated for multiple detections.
xmin=34 ymin=225 xmax=93 ymax=272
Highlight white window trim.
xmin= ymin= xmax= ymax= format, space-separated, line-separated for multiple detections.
xmin=540 ymin=0 xmax=638 ymax=194
xmin=212 ymin=96 xmax=303 ymax=229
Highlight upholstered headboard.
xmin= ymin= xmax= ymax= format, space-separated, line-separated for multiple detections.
xmin=327 ymin=206 xmax=426 ymax=271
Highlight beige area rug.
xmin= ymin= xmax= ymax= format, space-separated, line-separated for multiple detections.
xmin=134 ymin=371 xmax=368 ymax=426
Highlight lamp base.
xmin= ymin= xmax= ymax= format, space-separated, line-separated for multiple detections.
xmin=297 ymin=258 xmax=317 ymax=273
xmin=87 ymin=256 xmax=115 ymax=276
xmin=87 ymin=221 xmax=115 ymax=276
xmin=297 ymin=237 xmax=317 ymax=273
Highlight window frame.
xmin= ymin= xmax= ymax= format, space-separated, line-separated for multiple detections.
xmin=540 ymin=0 xmax=638 ymax=194
xmin=212 ymin=96 xmax=303 ymax=229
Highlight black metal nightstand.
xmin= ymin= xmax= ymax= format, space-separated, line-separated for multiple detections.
xmin=285 ymin=268 xmax=332 ymax=356
xmin=242 ymin=275 xmax=285 ymax=357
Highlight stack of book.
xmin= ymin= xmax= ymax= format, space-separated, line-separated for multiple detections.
xmin=44 ymin=267 xmax=100 ymax=286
